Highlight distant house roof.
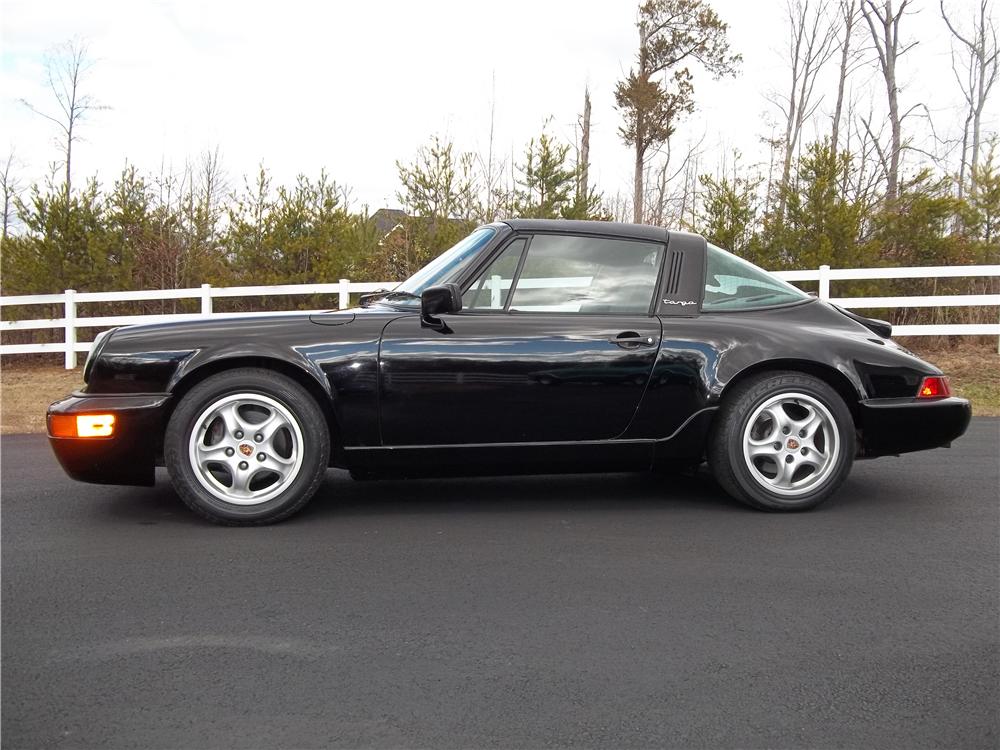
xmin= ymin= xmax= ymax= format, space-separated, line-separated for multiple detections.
xmin=371 ymin=208 xmax=475 ymax=248
xmin=371 ymin=208 xmax=408 ymax=238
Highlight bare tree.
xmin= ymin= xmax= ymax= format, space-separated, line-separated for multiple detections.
xmin=196 ymin=147 xmax=227 ymax=241
xmin=477 ymin=72 xmax=506 ymax=223
xmin=19 ymin=39 xmax=107 ymax=201
xmin=861 ymin=0 xmax=916 ymax=202
xmin=136 ymin=148 xmax=229 ymax=296
xmin=941 ymin=0 xmax=998 ymax=198
xmin=859 ymin=108 xmax=891 ymax=192
xmin=758 ymin=117 xmax=784 ymax=216
xmin=602 ymin=191 xmax=632 ymax=223
xmin=831 ymin=0 xmax=866 ymax=154
xmin=770 ymin=0 xmax=838 ymax=218
xmin=850 ymin=105 xmax=887 ymax=208
xmin=0 ymin=151 xmax=22 ymax=243
xmin=646 ymin=135 xmax=704 ymax=227
xmin=616 ymin=0 xmax=739 ymax=223
xmin=578 ymin=86 xmax=592 ymax=201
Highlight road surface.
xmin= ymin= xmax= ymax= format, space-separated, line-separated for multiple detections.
xmin=3 ymin=421 xmax=998 ymax=748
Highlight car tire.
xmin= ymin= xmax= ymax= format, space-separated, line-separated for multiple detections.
xmin=164 ymin=368 xmax=329 ymax=525
xmin=708 ymin=371 xmax=855 ymax=511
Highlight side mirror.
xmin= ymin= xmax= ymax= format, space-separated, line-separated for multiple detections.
xmin=421 ymin=283 xmax=463 ymax=317
xmin=420 ymin=283 xmax=462 ymax=332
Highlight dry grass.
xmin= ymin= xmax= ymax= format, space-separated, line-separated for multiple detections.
xmin=1 ymin=341 xmax=996 ymax=435
xmin=1 ymin=363 xmax=83 ymax=434
xmin=904 ymin=340 xmax=1000 ymax=417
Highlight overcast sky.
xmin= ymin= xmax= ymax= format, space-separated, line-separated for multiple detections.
xmin=1 ymin=0 xmax=996 ymax=212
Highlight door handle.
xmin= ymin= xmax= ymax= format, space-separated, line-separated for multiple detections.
xmin=611 ymin=331 xmax=657 ymax=348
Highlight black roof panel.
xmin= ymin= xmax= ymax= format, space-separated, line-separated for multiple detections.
xmin=502 ymin=218 xmax=670 ymax=242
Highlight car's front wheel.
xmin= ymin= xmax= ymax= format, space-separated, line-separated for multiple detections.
xmin=164 ymin=368 xmax=329 ymax=524
xmin=709 ymin=371 xmax=855 ymax=511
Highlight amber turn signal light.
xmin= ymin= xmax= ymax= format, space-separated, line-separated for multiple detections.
xmin=49 ymin=414 xmax=116 ymax=438
xmin=917 ymin=376 xmax=950 ymax=399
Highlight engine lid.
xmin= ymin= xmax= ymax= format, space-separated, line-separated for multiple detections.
xmin=833 ymin=305 xmax=892 ymax=338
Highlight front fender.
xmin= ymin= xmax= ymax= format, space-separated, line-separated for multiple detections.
xmin=168 ymin=343 xmax=333 ymax=401
xmin=86 ymin=311 xmax=398 ymax=449
xmin=87 ymin=314 xmax=329 ymax=396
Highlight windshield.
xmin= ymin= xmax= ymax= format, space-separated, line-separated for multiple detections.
xmin=703 ymin=243 xmax=810 ymax=310
xmin=386 ymin=227 xmax=498 ymax=305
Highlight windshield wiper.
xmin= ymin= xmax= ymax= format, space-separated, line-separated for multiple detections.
xmin=383 ymin=290 xmax=421 ymax=300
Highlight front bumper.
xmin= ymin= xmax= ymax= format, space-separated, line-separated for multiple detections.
xmin=47 ymin=393 xmax=171 ymax=486
xmin=858 ymin=396 xmax=972 ymax=457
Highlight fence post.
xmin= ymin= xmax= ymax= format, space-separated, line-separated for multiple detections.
xmin=200 ymin=284 xmax=213 ymax=316
xmin=818 ymin=265 xmax=831 ymax=300
xmin=64 ymin=289 xmax=77 ymax=369
xmin=339 ymin=278 xmax=350 ymax=310
xmin=490 ymin=274 xmax=502 ymax=308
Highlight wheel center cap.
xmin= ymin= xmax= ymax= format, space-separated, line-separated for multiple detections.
xmin=787 ymin=438 xmax=800 ymax=450
xmin=238 ymin=443 xmax=254 ymax=456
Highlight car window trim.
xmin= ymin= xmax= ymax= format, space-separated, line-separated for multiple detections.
xmin=464 ymin=237 xmax=526 ymax=310
xmin=457 ymin=235 xmax=533 ymax=314
xmin=503 ymin=234 xmax=533 ymax=313
xmin=451 ymin=227 xmax=516 ymax=290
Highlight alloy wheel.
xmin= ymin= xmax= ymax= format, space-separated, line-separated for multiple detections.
xmin=741 ymin=392 xmax=841 ymax=497
xmin=187 ymin=393 xmax=305 ymax=505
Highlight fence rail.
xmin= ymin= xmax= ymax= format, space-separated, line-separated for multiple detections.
xmin=2 ymin=265 xmax=998 ymax=369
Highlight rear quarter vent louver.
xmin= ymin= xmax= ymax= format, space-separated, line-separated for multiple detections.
xmin=664 ymin=250 xmax=684 ymax=295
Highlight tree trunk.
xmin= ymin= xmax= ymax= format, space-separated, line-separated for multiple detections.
xmin=0 ymin=155 xmax=14 ymax=242
xmin=633 ymin=143 xmax=645 ymax=223
xmin=580 ymin=87 xmax=591 ymax=200
xmin=885 ymin=34 xmax=901 ymax=202
xmin=778 ymin=99 xmax=797 ymax=220
xmin=632 ymin=24 xmax=649 ymax=225
xmin=941 ymin=0 xmax=998 ymax=193
xmin=64 ymin=124 xmax=72 ymax=201
xmin=831 ymin=0 xmax=856 ymax=154
xmin=863 ymin=0 xmax=909 ymax=203
xmin=64 ymin=55 xmax=81 ymax=203
xmin=958 ymin=113 xmax=971 ymax=201
xmin=971 ymin=3 xmax=988 ymax=182
xmin=776 ymin=6 xmax=803 ymax=222
xmin=777 ymin=0 xmax=835 ymax=219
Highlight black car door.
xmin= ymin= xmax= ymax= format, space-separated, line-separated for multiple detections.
xmin=377 ymin=233 xmax=666 ymax=446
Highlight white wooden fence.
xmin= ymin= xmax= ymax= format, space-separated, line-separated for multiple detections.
xmin=1 ymin=264 xmax=998 ymax=369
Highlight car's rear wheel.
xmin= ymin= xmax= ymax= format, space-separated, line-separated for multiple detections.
xmin=165 ymin=368 xmax=329 ymax=524
xmin=709 ymin=371 xmax=855 ymax=511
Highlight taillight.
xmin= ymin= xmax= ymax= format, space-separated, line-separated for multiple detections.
xmin=49 ymin=414 xmax=116 ymax=437
xmin=917 ymin=376 xmax=951 ymax=399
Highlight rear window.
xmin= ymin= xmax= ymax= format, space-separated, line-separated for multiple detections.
xmin=703 ymin=244 xmax=809 ymax=310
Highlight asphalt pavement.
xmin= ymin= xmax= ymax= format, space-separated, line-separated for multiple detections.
xmin=2 ymin=420 xmax=998 ymax=749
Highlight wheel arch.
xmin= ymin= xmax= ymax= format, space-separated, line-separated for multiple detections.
xmin=163 ymin=355 xmax=344 ymax=465
xmin=719 ymin=358 xmax=863 ymax=425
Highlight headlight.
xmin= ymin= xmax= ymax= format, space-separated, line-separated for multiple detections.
xmin=83 ymin=328 xmax=117 ymax=383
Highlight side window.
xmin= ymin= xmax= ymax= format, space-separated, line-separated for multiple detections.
xmin=703 ymin=243 xmax=809 ymax=310
xmin=463 ymin=239 xmax=526 ymax=310
xmin=509 ymin=234 xmax=663 ymax=314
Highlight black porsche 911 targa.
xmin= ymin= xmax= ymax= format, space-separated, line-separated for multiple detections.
xmin=48 ymin=219 xmax=971 ymax=524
